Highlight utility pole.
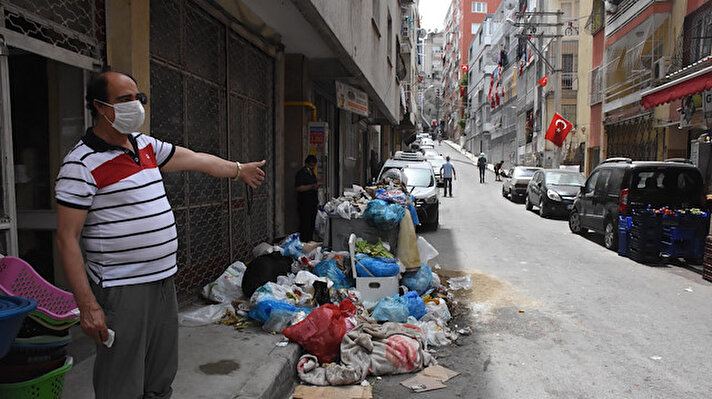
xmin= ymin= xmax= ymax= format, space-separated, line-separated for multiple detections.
xmin=552 ymin=10 xmax=563 ymax=168
xmin=436 ymin=87 xmax=441 ymax=134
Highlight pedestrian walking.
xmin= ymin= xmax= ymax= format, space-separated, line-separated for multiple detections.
xmin=440 ymin=156 xmax=456 ymax=197
xmin=295 ymin=155 xmax=319 ymax=241
xmin=477 ymin=152 xmax=488 ymax=183
xmin=55 ymin=70 xmax=266 ymax=399
xmin=494 ymin=161 xmax=504 ymax=181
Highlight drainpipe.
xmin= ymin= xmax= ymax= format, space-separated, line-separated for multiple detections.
xmin=285 ymin=101 xmax=317 ymax=122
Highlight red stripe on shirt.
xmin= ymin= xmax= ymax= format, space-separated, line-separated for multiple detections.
xmin=91 ymin=144 xmax=158 ymax=189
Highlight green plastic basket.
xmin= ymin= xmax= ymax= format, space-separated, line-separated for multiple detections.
xmin=0 ymin=356 xmax=72 ymax=399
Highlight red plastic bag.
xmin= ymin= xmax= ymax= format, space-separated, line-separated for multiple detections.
xmin=339 ymin=299 xmax=358 ymax=317
xmin=282 ymin=304 xmax=346 ymax=363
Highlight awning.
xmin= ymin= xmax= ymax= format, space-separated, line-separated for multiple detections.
xmin=641 ymin=65 xmax=712 ymax=109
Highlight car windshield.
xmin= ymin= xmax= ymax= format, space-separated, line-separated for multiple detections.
xmin=547 ymin=172 xmax=585 ymax=186
xmin=402 ymin=168 xmax=434 ymax=187
xmin=513 ymin=168 xmax=538 ymax=178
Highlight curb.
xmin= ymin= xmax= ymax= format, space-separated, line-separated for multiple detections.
xmin=235 ymin=343 xmax=302 ymax=399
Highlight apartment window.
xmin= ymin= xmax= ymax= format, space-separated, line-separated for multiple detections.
xmin=472 ymin=2 xmax=487 ymax=13
xmin=478 ymin=58 xmax=482 ymax=72
xmin=471 ymin=23 xmax=480 ymax=35
xmin=387 ymin=12 xmax=393 ymax=61
xmin=562 ymin=2 xmax=573 ymax=19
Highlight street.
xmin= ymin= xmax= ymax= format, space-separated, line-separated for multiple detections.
xmin=373 ymin=143 xmax=712 ymax=399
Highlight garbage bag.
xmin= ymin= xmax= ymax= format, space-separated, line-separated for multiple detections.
xmin=417 ymin=237 xmax=439 ymax=264
xmin=250 ymin=281 xmax=312 ymax=307
xmin=363 ymin=199 xmax=406 ymax=231
xmin=421 ymin=299 xmax=451 ymax=323
xmin=313 ymin=259 xmax=353 ymax=289
xmin=178 ymin=303 xmax=233 ymax=327
xmin=403 ymin=291 xmax=427 ymax=320
xmin=201 ymin=261 xmax=247 ymax=303
xmin=371 ymin=295 xmax=410 ymax=323
xmin=263 ymin=309 xmax=296 ymax=333
xmin=336 ymin=201 xmax=352 ymax=220
xmin=397 ymin=210 xmax=421 ymax=270
xmin=355 ymin=254 xmax=400 ymax=277
xmin=280 ymin=232 xmax=305 ymax=258
xmin=447 ymin=275 xmax=472 ymax=291
xmin=241 ymin=252 xmax=293 ymax=299
xmin=407 ymin=203 xmax=419 ymax=226
xmin=375 ymin=189 xmax=409 ymax=205
xmin=282 ymin=304 xmax=347 ymax=363
xmin=247 ymin=297 xmax=297 ymax=323
xmin=401 ymin=265 xmax=432 ymax=296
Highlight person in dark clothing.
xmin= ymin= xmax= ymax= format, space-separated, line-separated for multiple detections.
xmin=295 ymin=155 xmax=319 ymax=241
xmin=477 ymin=152 xmax=487 ymax=183
xmin=494 ymin=161 xmax=504 ymax=181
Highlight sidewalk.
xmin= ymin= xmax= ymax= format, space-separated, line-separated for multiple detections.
xmin=443 ymin=140 xmax=495 ymax=172
xmin=62 ymin=303 xmax=301 ymax=399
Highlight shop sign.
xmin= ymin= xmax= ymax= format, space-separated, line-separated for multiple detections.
xmin=704 ymin=89 xmax=712 ymax=123
xmin=308 ymin=122 xmax=329 ymax=185
xmin=336 ymin=81 xmax=369 ymax=117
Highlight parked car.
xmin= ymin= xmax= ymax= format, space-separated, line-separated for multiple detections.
xmin=568 ymin=158 xmax=705 ymax=251
xmin=378 ymin=151 xmax=440 ymax=229
xmin=525 ymin=169 xmax=586 ymax=218
xmin=420 ymin=148 xmax=446 ymax=187
xmin=502 ymin=166 xmax=542 ymax=202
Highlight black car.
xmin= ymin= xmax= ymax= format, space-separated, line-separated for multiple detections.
xmin=568 ymin=158 xmax=705 ymax=250
xmin=525 ymin=169 xmax=586 ymax=218
xmin=502 ymin=166 xmax=542 ymax=202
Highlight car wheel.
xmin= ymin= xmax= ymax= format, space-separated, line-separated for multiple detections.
xmin=569 ymin=209 xmax=586 ymax=234
xmin=525 ymin=195 xmax=533 ymax=211
xmin=604 ymin=218 xmax=618 ymax=251
xmin=430 ymin=207 xmax=439 ymax=231
xmin=539 ymin=198 xmax=549 ymax=218
xmin=502 ymin=187 xmax=507 ymax=198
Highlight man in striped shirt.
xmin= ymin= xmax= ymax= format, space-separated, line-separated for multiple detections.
xmin=55 ymin=71 xmax=266 ymax=398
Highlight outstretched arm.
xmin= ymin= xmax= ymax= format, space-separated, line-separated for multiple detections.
xmin=161 ymin=146 xmax=266 ymax=188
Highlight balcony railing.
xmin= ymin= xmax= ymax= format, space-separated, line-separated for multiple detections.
xmin=561 ymin=72 xmax=577 ymax=90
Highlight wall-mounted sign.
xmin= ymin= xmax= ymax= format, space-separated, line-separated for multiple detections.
xmin=336 ymin=81 xmax=369 ymax=117
xmin=308 ymin=122 xmax=328 ymax=186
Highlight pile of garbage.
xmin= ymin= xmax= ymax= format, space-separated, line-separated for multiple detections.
xmin=180 ymin=181 xmax=471 ymax=388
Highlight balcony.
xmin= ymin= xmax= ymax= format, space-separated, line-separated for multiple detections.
xmin=561 ymin=72 xmax=578 ymax=91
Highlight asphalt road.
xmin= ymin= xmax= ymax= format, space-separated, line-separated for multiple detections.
xmin=373 ymin=143 xmax=712 ymax=398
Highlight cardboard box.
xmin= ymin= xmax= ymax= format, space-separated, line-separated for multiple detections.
xmin=349 ymin=234 xmax=399 ymax=307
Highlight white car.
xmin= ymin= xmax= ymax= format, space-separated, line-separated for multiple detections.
xmin=420 ymin=148 xmax=446 ymax=187
xmin=377 ymin=152 xmax=440 ymax=229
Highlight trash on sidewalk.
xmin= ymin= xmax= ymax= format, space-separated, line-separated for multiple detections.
xmin=179 ymin=303 xmax=234 ymax=327
xmin=293 ymin=384 xmax=372 ymax=399
xmin=399 ymin=365 xmax=459 ymax=392
xmin=447 ymin=275 xmax=472 ymax=291
xmin=201 ymin=261 xmax=247 ymax=303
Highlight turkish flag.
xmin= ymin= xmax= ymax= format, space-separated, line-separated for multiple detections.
xmin=545 ymin=113 xmax=573 ymax=147
xmin=538 ymin=75 xmax=548 ymax=87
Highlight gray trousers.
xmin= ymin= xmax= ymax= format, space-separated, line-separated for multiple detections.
xmin=91 ymin=276 xmax=178 ymax=399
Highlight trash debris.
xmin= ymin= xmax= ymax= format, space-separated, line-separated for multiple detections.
xmin=400 ymin=375 xmax=446 ymax=392
xmin=293 ymin=385 xmax=373 ymax=399
xmin=179 ymin=303 xmax=233 ymax=327
xmin=416 ymin=237 xmax=439 ymax=264
xmin=684 ymin=287 xmax=693 ymax=293
xmin=283 ymin=304 xmax=347 ymax=363
xmin=650 ymin=356 xmax=662 ymax=361
xmin=447 ymin=275 xmax=472 ymax=291
xmin=241 ymin=253 xmax=292 ymax=298
xmin=401 ymin=265 xmax=433 ymax=295
xmin=201 ymin=261 xmax=247 ymax=303
xmin=457 ymin=327 xmax=472 ymax=336
xmin=363 ymin=199 xmax=406 ymax=230
xmin=518 ymin=309 xmax=525 ymax=313
xmin=355 ymin=255 xmax=400 ymax=277
xmin=420 ymin=365 xmax=460 ymax=382
xmin=275 ymin=341 xmax=289 ymax=347
xmin=371 ymin=295 xmax=410 ymax=323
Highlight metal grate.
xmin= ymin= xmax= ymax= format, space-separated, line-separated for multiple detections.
xmin=0 ymin=0 xmax=105 ymax=60
xmin=606 ymin=118 xmax=660 ymax=161
xmin=150 ymin=0 xmax=275 ymax=296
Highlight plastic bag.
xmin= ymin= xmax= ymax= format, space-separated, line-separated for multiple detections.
xmin=201 ymin=261 xmax=247 ymax=303
xmin=397 ymin=211 xmax=421 ymax=270
xmin=178 ymin=303 xmax=233 ymax=327
xmin=408 ymin=317 xmax=456 ymax=347
xmin=355 ymin=254 xmax=400 ymax=277
xmin=408 ymin=203 xmax=419 ymax=226
xmin=250 ymin=281 xmax=311 ymax=307
xmin=315 ymin=209 xmax=328 ymax=238
xmin=242 ymin=252 xmax=292 ymax=298
xmin=371 ymin=295 xmax=410 ymax=323
xmin=294 ymin=270 xmax=332 ymax=295
xmin=363 ymin=199 xmax=406 ymax=231
xmin=403 ymin=291 xmax=427 ymax=320
xmin=263 ymin=309 xmax=295 ymax=333
xmin=447 ymin=275 xmax=472 ymax=291
xmin=280 ymin=232 xmax=305 ymax=258
xmin=401 ymin=265 xmax=432 ymax=296
xmin=313 ymin=259 xmax=353 ymax=289
xmin=336 ymin=201 xmax=352 ymax=220
xmin=247 ymin=297 xmax=297 ymax=323
xmin=282 ymin=304 xmax=347 ymax=363
xmin=421 ymin=299 xmax=451 ymax=323
xmin=417 ymin=236 xmax=439 ymax=264
xmin=252 ymin=242 xmax=282 ymax=258
xmin=375 ymin=188 xmax=409 ymax=205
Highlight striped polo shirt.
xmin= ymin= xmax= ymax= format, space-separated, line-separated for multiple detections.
xmin=55 ymin=129 xmax=177 ymax=287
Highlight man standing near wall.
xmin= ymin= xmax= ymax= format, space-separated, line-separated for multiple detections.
xmin=477 ymin=152 xmax=488 ymax=183
xmin=295 ymin=155 xmax=319 ymax=241
xmin=55 ymin=71 xmax=266 ymax=398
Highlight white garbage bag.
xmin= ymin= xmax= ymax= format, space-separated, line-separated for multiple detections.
xmin=201 ymin=261 xmax=247 ymax=303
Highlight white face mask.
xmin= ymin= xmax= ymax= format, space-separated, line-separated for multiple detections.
xmin=97 ymin=99 xmax=145 ymax=134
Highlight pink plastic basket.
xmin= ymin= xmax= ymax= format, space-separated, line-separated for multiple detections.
xmin=0 ymin=257 xmax=78 ymax=321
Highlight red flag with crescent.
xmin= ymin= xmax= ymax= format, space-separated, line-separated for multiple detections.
xmin=545 ymin=113 xmax=573 ymax=147
xmin=538 ymin=75 xmax=548 ymax=87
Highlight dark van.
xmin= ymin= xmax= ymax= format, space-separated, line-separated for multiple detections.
xmin=568 ymin=158 xmax=705 ymax=250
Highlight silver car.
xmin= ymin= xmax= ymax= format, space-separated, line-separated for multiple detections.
xmin=502 ymin=166 xmax=542 ymax=203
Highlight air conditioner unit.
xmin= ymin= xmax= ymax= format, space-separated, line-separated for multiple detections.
xmin=653 ymin=57 xmax=670 ymax=80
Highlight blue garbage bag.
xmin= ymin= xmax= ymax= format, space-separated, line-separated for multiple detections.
xmin=371 ymin=295 xmax=410 ymax=323
xmin=403 ymin=291 xmax=427 ymax=320
xmin=363 ymin=199 xmax=406 ymax=231
xmin=247 ymin=297 xmax=297 ymax=323
xmin=407 ymin=203 xmax=419 ymax=226
xmin=280 ymin=232 xmax=305 ymax=259
xmin=400 ymin=265 xmax=433 ymax=296
xmin=355 ymin=254 xmax=400 ymax=277
xmin=313 ymin=259 xmax=354 ymax=289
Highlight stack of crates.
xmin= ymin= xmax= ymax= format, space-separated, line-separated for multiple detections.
xmin=628 ymin=210 xmax=662 ymax=263
xmin=617 ymin=216 xmax=632 ymax=257
xmin=703 ymin=235 xmax=712 ymax=282
xmin=660 ymin=212 xmax=708 ymax=261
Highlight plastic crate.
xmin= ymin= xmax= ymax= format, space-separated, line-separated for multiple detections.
xmin=0 ymin=356 xmax=72 ymax=399
xmin=627 ymin=247 xmax=660 ymax=263
xmin=0 ymin=257 xmax=79 ymax=321
xmin=660 ymin=239 xmax=704 ymax=259
xmin=0 ymin=296 xmax=37 ymax=358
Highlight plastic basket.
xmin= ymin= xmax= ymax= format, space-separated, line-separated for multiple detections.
xmin=0 ymin=356 xmax=72 ymax=399
xmin=0 ymin=257 xmax=79 ymax=321
xmin=29 ymin=310 xmax=78 ymax=326
xmin=27 ymin=314 xmax=78 ymax=331
xmin=0 ymin=296 xmax=37 ymax=358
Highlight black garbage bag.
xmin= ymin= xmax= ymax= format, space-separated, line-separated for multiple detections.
xmin=241 ymin=252 xmax=292 ymax=298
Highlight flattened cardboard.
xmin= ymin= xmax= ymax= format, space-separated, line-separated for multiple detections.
xmin=399 ymin=375 xmax=447 ymax=392
xmin=293 ymin=385 xmax=373 ymax=399
xmin=420 ymin=365 xmax=460 ymax=382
